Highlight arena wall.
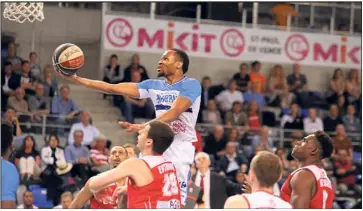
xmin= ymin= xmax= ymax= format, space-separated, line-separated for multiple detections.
xmin=2 ymin=6 xmax=360 ymax=90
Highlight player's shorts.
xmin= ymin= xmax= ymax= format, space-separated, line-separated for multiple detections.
xmin=163 ymin=141 xmax=195 ymax=206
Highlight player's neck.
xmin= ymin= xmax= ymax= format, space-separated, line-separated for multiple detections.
xmin=166 ymin=74 xmax=184 ymax=85
xmin=299 ymin=158 xmax=321 ymax=168
xmin=252 ymin=186 xmax=274 ymax=195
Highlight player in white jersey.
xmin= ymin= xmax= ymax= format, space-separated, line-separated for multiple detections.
xmin=54 ymin=48 xmax=201 ymax=206
xmin=224 ymin=151 xmax=292 ymax=209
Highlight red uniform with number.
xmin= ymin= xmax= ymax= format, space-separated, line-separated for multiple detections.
xmin=90 ymin=183 xmax=119 ymax=209
xmin=280 ymin=165 xmax=335 ymax=209
xmin=127 ymin=155 xmax=181 ymax=209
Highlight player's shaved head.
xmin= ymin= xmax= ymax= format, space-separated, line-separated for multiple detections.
xmin=250 ymin=151 xmax=282 ymax=188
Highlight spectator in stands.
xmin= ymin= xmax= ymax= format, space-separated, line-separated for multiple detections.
xmin=4 ymin=108 xmax=22 ymax=136
xmin=225 ymin=101 xmax=248 ymax=127
xmin=28 ymin=83 xmax=50 ymax=121
xmin=249 ymin=61 xmax=265 ymax=93
xmin=123 ymin=143 xmax=137 ymax=158
xmin=337 ymin=95 xmax=346 ymax=116
xmin=287 ymin=63 xmax=308 ymax=105
xmin=103 ymin=54 xmax=123 ymax=84
xmin=41 ymin=134 xmax=66 ymax=172
xmin=235 ymin=170 xmax=246 ymax=185
xmin=41 ymin=65 xmax=58 ymax=98
xmin=217 ymin=141 xmax=249 ymax=180
xmin=243 ymin=81 xmax=265 ymax=110
xmin=323 ymin=104 xmax=343 ymax=132
xmin=226 ymin=128 xmax=241 ymax=148
xmin=202 ymin=100 xmax=222 ymax=124
xmin=271 ymin=3 xmax=297 ymax=27
xmin=17 ymin=191 xmax=38 ymax=209
xmin=345 ymin=69 xmax=361 ymax=108
xmin=1 ymin=122 xmax=20 ymax=209
xmin=275 ymin=148 xmax=290 ymax=180
xmin=200 ymin=76 xmax=222 ymax=109
xmin=232 ymin=63 xmax=250 ymax=93
xmin=3 ymin=42 xmax=22 ymax=71
xmin=121 ymin=69 xmax=154 ymax=123
xmin=68 ymin=111 xmax=100 ymax=146
xmin=29 ymin=52 xmax=41 ymax=80
xmin=7 ymin=87 xmax=31 ymax=115
xmin=203 ymin=125 xmax=227 ymax=160
xmin=51 ymin=84 xmax=80 ymax=120
xmin=266 ymin=65 xmax=292 ymax=108
xmin=332 ymin=124 xmax=353 ymax=161
xmin=303 ymin=107 xmax=324 ymax=134
xmin=326 ymin=68 xmax=345 ymax=104
xmin=215 ymin=79 xmax=244 ymax=113
xmin=1 ymin=62 xmax=21 ymax=111
xmin=343 ymin=104 xmax=361 ymax=133
xmin=65 ymin=130 xmax=91 ymax=184
xmin=20 ymin=60 xmax=36 ymax=95
xmin=250 ymin=126 xmax=273 ymax=156
xmin=53 ymin=191 xmax=73 ymax=209
xmin=123 ymin=53 xmax=149 ymax=82
xmin=192 ymin=152 xmax=242 ymax=209
xmin=280 ymin=103 xmax=303 ymax=130
xmin=90 ymin=135 xmax=110 ymax=173
xmin=246 ymin=100 xmax=262 ymax=132
xmin=14 ymin=135 xmax=41 ymax=182
xmin=334 ymin=149 xmax=360 ymax=195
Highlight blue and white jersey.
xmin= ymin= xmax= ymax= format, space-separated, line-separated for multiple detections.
xmin=137 ymin=77 xmax=201 ymax=144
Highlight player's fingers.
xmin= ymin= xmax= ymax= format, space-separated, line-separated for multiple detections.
xmin=119 ymin=121 xmax=130 ymax=128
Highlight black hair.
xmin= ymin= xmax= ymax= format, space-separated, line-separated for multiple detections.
xmin=22 ymin=60 xmax=30 ymax=66
xmin=147 ymin=121 xmax=175 ymax=154
xmin=47 ymin=134 xmax=60 ymax=146
xmin=251 ymin=61 xmax=260 ymax=68
xmin=1 ymin=122 xmax=14 ymax=156
xmin=29 ymin=52 xmax=37 ymax=57
xmin=170 ymin=48 xmax=189 ymax=74
xmin=4 ymin=61 xmax=12 ymax=67
xmin=314 ymin=131 xmax=333 ymax=159
xmin=20 ymin=135 xmax=37 ymax=152
xmin=110 ymin=54 xmax=118 ymax=59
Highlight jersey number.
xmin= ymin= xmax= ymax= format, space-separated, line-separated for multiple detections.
xmin=163 ymin=173 xmax=178 ymax=196
xmin=322 ymin=190 xmax=328 ymax=209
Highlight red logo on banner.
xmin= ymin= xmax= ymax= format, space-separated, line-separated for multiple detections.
xmin=220 ymin=29 xmax=245 ymax=57
xmin=106 ymin=18 xmax=133 ymax=47
xmin=285 ymin=34 xmax=309 ymax=61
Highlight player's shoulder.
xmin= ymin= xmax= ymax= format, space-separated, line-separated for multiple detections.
xmin=182 ymin=77 xmax=201 ymax=86
xmin=291 ymin=167 xmax=316 ymax=184
xmin=138 ymin=79 xmax=165 ymax=90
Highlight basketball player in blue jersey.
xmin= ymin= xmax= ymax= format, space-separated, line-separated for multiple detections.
xmin=54 ymin=48 xmax=201 ymax=206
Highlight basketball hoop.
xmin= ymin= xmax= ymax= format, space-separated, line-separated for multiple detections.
xmin=3 ymin=2 xmax=44 ymax=23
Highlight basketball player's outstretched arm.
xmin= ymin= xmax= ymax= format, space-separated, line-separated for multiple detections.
xmin=224 ymin=195 xmax=249 ymax=208
xmin=69 ymin=180 xmax=93 ymax=209
xmin=289 ymin=170 xmax=315 ymax=208
xmin=54 ymin=69 xmax=140 ymax=98
xmin=88 ymin=158 xmax=151 ymax=193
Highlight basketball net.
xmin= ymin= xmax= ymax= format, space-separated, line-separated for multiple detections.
xmin=3 ymin=2 xmax=44 ymax=23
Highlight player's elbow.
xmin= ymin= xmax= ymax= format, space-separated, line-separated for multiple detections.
xmin=88 ymin=177 xmax=100 ymax=193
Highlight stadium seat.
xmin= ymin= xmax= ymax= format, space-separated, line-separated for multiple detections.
xmin=29 ymin=185 xmax=54 ymax=208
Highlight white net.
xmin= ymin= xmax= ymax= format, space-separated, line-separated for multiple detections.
xmin=3 ymin=2 xmax=44 ymax=23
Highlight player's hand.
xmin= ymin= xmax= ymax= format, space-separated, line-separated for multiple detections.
xmin=53 ymin=66 xmax=78 ymax=82
xmin=112 ymin=185 xmax=127 ymax=201
xmin=119 ymin=121 xmax=145 ymax=132
xmin=242 ymin=180 xmax=251 ymax=194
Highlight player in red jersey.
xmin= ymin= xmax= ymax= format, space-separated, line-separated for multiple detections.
xmin=280 ymin=131 xmax=335 ymax=208
xmin=88 ymin=120 xmax=181 ymax=209
xmin=69 ymin=146 xmax=128 ymax=209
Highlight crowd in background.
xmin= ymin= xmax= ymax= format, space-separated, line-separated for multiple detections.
xmin=1 ymin=37 xmax=361 ymax=208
